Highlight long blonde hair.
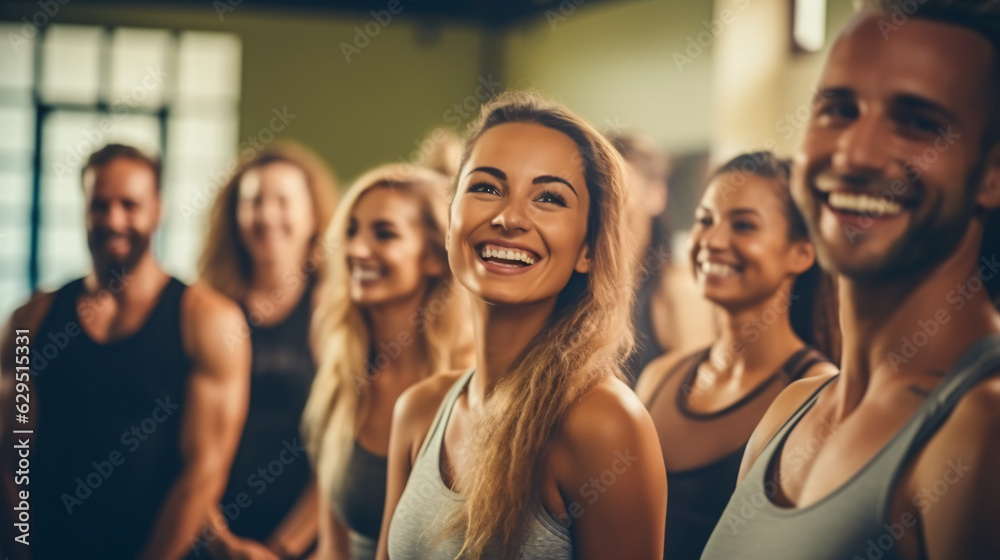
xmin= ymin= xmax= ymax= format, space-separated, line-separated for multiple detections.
xmin=447 ymin=91 xmax=637 ymax=557
xmin=302 ymin=164 xmax=473 ymax=494
xmin=198 ymin=140 xmax=338 ymax=301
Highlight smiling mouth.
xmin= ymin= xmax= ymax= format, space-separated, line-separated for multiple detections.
xmin=475 ymin=242 xmax=541 ymax=268
xmin=812 ymin=175 xmax=918 ymax=218
xmin=698 ymin=261 xmax=741 ymax=277
xmin=351 ymin=266 xmax=383 ymax=282
xmin=817 ymin=190 xmax=905 ymax=217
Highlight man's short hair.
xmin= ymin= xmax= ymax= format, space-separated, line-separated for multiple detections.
xmin=82 ymin=144 xmax=162 ymax=193
xmin=866 ymin=0 xmax=1000 ymax=143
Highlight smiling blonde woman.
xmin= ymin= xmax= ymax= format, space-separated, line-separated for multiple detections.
xmin=377 ymin=91 xmax=668 ymax=560
xmin=302 ymin=164 xmax=473 ymax=560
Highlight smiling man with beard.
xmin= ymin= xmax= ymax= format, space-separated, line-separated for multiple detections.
xmin=0 ymin=144 xmax=251 ymax=560
xmin=702 ymin=1 xmax=1000 ymax=559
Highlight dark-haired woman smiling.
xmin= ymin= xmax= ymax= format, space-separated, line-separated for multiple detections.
xmin=636 ymin=152 xmax=840 ymax=560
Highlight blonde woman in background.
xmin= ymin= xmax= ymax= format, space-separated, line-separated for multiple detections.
xmin=378 ymin=91 xmax=667 ymax=560
xmin=302 ymin=164 xmax=473 ymax=560
xmin=198 ymin=141 xmax=338 ymax=560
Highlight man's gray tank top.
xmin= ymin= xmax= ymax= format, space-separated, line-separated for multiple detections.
xmin=701 ymin=334 xmax=1000 ymax=560
xmin=387 ymin=368 xmax=573 ymax=559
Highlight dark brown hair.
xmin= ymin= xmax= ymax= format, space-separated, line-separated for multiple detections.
xmin=82 ymin=144 xmax=161 ymax=192
xmin=711 ymin=151 xmax=842 ymax=363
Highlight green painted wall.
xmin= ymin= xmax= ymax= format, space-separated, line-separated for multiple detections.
xmin=504 ymin=0 xmax=715 ymax=154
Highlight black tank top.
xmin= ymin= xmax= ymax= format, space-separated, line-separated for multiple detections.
xmin=31 ymin=277 xmax=190 ymax=560
xmin=329 ymin=440 xmax=388 ymax=559
xmin=220 ymin=278 xmax=317 ymax=542
xmin=649 ymin=345 xmax=830 ymax=560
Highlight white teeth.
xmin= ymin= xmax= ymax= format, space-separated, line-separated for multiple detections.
xmin=479 ymin=243 xmax=537 ymax=265
xmin=352 ymin=267 xmax=381 ymax=281
xmin=828 ymin=192 xmax=902 ymax=216
xmin=700 ymin=261 xmax=737 ymax=277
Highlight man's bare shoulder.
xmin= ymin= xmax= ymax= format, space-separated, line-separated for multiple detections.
xmin=2 ymin=291 xmax=59 ymax=368
xmin=5 ymin=291 xmax=58 ymax=337
xmin=179 ymin=282 xmax=248 ymax=370
xmin=181 ymin=282 xmax=243 ymax=325
xmin=916 ymin=371 xmax=1000 ymax=472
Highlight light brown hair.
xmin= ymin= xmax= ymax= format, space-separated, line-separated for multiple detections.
xmin=302 ymin=163 xmax=474 ymax=495
xmin=445 ymin=91 xmax=637 ymax=558
xmin=198 ymin=140 xmax=338 ymax=301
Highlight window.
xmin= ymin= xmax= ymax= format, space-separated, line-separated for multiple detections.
xmin=0 ymin=22 xmax=241 ymax=319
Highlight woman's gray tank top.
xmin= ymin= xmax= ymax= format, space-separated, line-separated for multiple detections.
xmin=387 ymin=368 xmax=573 ymax=559
xmin=701 ymin=334 xmax=1000 ymax=560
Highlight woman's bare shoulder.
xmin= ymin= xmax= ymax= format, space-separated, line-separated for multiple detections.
xmin=560 ymin=376 xmax=658 ymax=459
xmin=395 ymin=369 xmax=467 ymax=424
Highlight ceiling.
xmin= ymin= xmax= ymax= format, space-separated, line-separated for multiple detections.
xmin=71 ymin=0 xmax=623 ymax=27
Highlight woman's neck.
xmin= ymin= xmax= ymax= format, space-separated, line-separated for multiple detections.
xmin=364 ymin=288 xmax=430 ymax=381
xmin=711 ymin=285 xmax=804 ymax=379
xmin=467 ymin=296 xmax=557 ymax=409
xmin=249 ymin=249 xmax=308 ymax=293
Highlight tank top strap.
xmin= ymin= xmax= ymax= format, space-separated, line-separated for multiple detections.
xmin=154 ymin=277 xmax=188 ymax=320
xmin=647 ymin=347 xmax=709 ymax=404
xmin=51 ymin=277 xmax=86 ymax=320
xmin=416 ymin=367 xmax=476 ymax=460
xmin=144 ymin=277 xmax=189 ymax=361
xmin=874 ymin=334 xmax=1000 ymax=502
xmin=746 ymin=373 xmax=840 ymax=482
xmin=780 ymin=346 xmax=832 ymax=382
xmin=33 ymin=278 xmax=87 ymax=353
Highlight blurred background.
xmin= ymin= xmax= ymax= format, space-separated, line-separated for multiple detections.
xmin=0 ymin=0 xmax=853 ymax=319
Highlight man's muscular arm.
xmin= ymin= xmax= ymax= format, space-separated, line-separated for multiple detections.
xmin=905 ymin=375 xmax=1000 ymax=560
xmin=137 ymin=284 xmax=250 ymax=560
xmin=0 ymin=294 xmax=54 ymax=560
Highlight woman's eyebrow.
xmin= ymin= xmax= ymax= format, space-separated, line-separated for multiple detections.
xmin=466 ymin=166 xmax=506 ymax=181
xmin=533 ymin=175 xmax=577 ymax=197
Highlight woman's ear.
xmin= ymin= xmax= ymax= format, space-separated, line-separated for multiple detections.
xmin=976 ymin=143 xmax=1000 ymax=211
xmin=788 ymin=239 xmax=815 ymax=276
xmin=574 ymin=244 xmax=591 ymax=274
xmin=423 ymin=249 xmax=447 ymax=278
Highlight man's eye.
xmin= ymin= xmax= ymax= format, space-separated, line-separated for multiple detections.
xmin=899 ymin=114 xmax=940 ymax=135
xmin=818 ymin=102 xmax=859 ymax=121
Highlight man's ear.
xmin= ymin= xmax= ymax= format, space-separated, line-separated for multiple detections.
xmin=574 ymin=244 xmax=591 ymax=274
xmin=153 ymin=194 xmax=164 ymax=228
xmin=976 ymin=143 xmax=1000 ymax=211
